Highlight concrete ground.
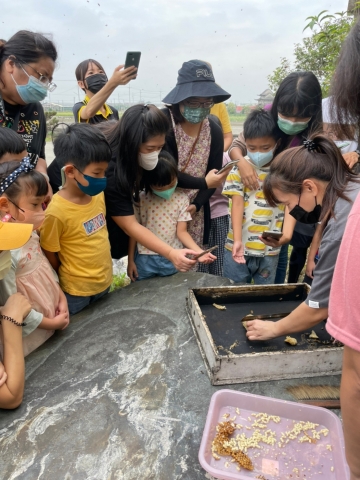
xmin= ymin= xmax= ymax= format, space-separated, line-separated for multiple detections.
xmin=0 ymin=272 xmax=341 ymax=479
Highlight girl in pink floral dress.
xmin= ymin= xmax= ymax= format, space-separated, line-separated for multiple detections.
xmin=162 ymin=60 xmax=231 ymax=252
xmin=0 ymin=158 xmax=69 ymax=356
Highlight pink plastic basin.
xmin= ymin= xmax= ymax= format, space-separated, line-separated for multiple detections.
xmin=199 ymin=389 xmax=349 ymax=480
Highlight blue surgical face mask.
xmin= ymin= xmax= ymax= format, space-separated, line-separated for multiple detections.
xmin=12 ymin=70 xmax=48 ymax=104
xmin=277 ymin=115 xmax=310 ymax=136
xmin=181 ymin=105 xmax=210 ymax=124
xmin=247 ymin=148 xmax=275 ymax=168
xmin=152 ymin=182 xmax=177 ymax=200
xmin=74 ymin=166 xmax=107 ymax=196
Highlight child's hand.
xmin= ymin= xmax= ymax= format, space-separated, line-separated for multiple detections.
xmin=197 ymin=252 xmax=216 ymax=264
xmin=52 ymin=312 xmax=69 ymax=330
xmin=232 ymin=241 xmax=246 ymax=264
xmin=305 ymin=258 xmax=316 ymax=279
xmin=127 ymin=260 xmax=138 ymax=282
xmin=56 ymin=289 xmax=69 ymax=316
xmin=0 ymin=361 xmax=7 ymax=387
xmin=260 ymin=235 xmax=282 ymax=248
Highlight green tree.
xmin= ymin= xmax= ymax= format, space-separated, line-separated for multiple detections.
xmin=267 ymin=57 xmax=292 ymax=93
xmin=226 ymin=102 xmax=236 ymax=115
xmin=267 ymin=9 xmax=356 ymax=95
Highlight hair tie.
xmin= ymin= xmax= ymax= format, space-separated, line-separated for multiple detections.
xmin=303 ymin=139 xmax=317 ymax=152
xmin=0 ymin=157 xmax=34 ymax=194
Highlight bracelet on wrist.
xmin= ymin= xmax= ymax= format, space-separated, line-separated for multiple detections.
xmin=0 ymin=314 xmax=26 ymax=327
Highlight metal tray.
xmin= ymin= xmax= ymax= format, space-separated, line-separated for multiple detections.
xmin=186 ymin=284 xmax=342 ymax=385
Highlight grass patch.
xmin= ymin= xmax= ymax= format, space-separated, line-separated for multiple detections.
xmin=228 ymin=115 xmax=246 ymax=122
xmin=54 ymin=111 xmax=73 ymax=117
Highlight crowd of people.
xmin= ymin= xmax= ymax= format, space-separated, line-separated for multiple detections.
xmin=1 ymin=23 xmax=360 ymax=479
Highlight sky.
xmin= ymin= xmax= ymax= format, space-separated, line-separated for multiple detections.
xmin=2 ymin=0 xmax=349 ymax=106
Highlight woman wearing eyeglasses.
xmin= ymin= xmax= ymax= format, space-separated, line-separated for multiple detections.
xmin=162 ymin=60 xmax=231 ymax=250
xmin=0 ymin=30 xmax=57 ymax=175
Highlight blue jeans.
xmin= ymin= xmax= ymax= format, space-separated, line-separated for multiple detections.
xmin=65 ymin=287 xmax=110 ymax=315
xmin=274 ymin=243 xmax=289 ymax=284
xmin=135 ymin=252 xmax=178 ymax=281
xmin=223 ymin=249 xmax=279 ymax=285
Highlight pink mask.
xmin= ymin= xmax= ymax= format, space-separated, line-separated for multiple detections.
xmin=9 ymin=199 xmax=45 ymax=230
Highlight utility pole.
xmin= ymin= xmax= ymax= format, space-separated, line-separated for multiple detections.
xmin=128 ymin=85 xmax=131 ymax=106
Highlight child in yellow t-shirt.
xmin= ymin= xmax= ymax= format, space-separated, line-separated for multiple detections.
xmin=40 ymin=124 xmax=112 ymax=315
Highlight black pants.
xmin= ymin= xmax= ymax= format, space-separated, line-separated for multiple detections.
xmin=288 ymin=231 xmax=313 ymax=284
xmin=288 ymin=246 xmax=308 ymax=283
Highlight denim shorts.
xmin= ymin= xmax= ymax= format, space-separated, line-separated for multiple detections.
xmin=223 ymin=249 xmax=279 ymax=285
xmin=65 ymin=287 xmax=110 ymax=316
xmin=135 ymin=252 xmax=178 ymax=281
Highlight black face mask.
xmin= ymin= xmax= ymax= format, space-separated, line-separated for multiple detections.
xmin=289 ymin=195 xmax=322 ymax=224
xmin=84 ymin=73 xmax=108 ymax=94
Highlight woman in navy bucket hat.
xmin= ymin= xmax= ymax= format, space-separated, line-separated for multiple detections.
xmin=162 ymin=60 xmax=231 ymax=253
xmin=162 ymin=60 xmax=230 ymax=105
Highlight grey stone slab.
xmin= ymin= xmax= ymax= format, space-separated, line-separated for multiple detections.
xmin=0 ymin=273 xmax=341 ymax=480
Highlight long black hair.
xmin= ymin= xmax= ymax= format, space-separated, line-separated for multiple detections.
xmin=112 ymin=104 xmax=170 ymax=198
xmin=329 ymin=19 xmax=360 ymax=140
xmin=0 ymin=30 xmax=57 ymax=67
xmin=270 ymin=72 xmax=322 ymax=152
xmin=263 ymin=133 xmax=360 ymax=222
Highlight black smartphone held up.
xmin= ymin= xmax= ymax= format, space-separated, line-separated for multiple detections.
xmin=262 ymin=231 xmax=283 ymax=240
xmin=124 ymin=51 xmax=141 ymax=71
xmin=216 ymin=160 xmax=239 ymax=175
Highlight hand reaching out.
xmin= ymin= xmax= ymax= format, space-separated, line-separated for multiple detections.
xmin=232 ymin=241 xmax=246 ymax=264
xmin=197 ymin=252 xmax=216 ymax=264
xmin=245 ymin=320 xmax=278 ymax=341
xmin=109 ymin=65 xmax=137 ymax=87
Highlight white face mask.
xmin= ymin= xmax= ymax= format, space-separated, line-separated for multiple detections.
xmin=138 ymin=151 xmax=159 ymax=171
xmin=0 ymin=250 xmax=11 ymax=280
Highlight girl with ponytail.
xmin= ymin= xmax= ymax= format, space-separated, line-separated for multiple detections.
xmin=245 ymin=133 xmax=360 ymax=342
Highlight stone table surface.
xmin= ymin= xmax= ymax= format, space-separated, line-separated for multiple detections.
xmin=0 ymin=273 xmax=341 ymax=480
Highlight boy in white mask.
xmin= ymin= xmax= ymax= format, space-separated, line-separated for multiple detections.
xmin=222 ymin=109 xmax=294 ymax=284
xmin=0 ymin=219 xmax=32 ymax=408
